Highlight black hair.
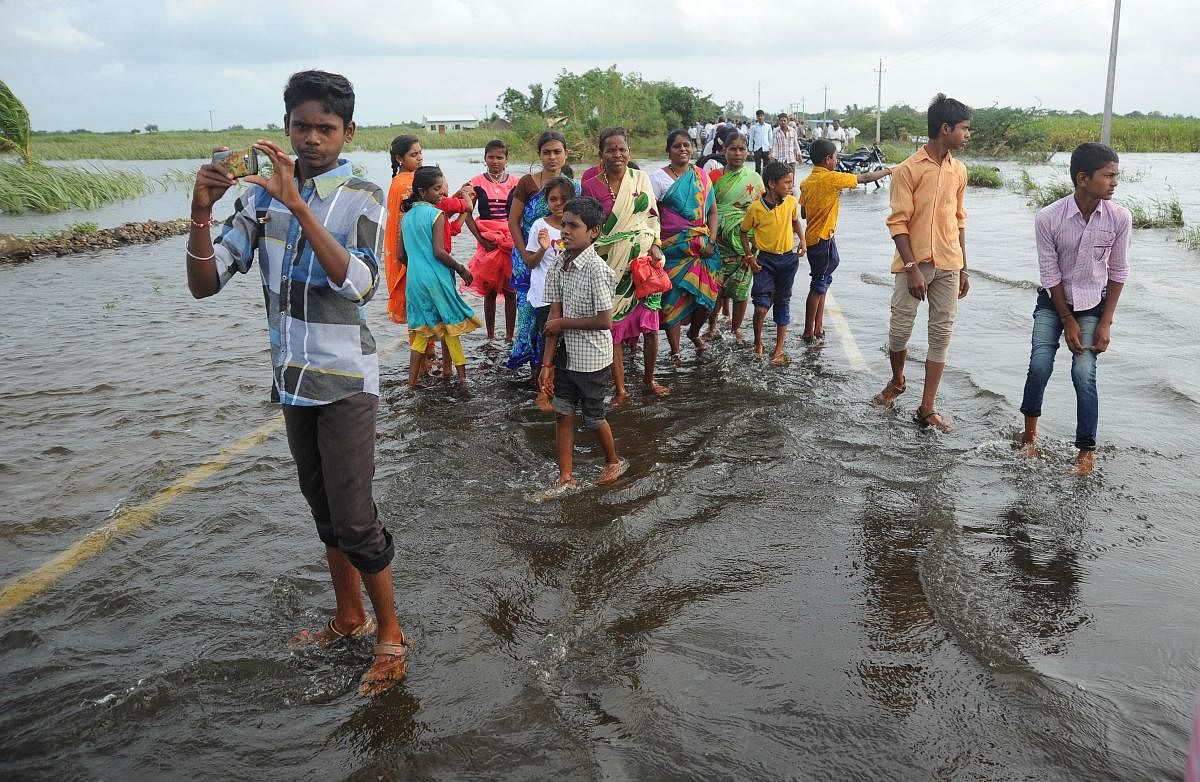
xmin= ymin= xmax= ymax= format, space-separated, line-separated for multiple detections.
xmin=927 ymin=93 xmax=972 ymax=138
xmin=598 ymin=127 xmax=629 ymax=151
xmin=484 ymin=138 xmax=508 ymax=156
xmin=389 ymin=134 xmax=420 ymax=177
xmin=561 ymin=164 xmax=575 ymax=179
xmin=777 ymin=113 xmax=788 ymax=120
xmin=563 ymin=196 xmax=604 ymax=230
xmin=762 ymin=161 xmax=792 ymax=185
xmin=283 ymin=70 xmax=354 ymax=127
xmin=540 ymin=175 xmax=576 ymax=203
xmin=400 ymin=166 xmax=443 ymax=212
xmin=535 ymin=130 xmax=568 ymax=152
xmin=665 ymin=129 xmax=691 ymax=153
xmin=809 ymin=139 xmax=837 ymax=165
xmin=1070 ymin=142 xmax=1119 ymax=185
xmin=755 ymin=109 xmax=765 ymax=116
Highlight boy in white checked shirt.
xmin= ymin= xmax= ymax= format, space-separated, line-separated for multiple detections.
xmin=539 ymin=197 xmax=629 ymax=496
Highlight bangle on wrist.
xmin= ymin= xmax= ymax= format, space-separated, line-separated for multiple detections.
xmin=542 ymin=363 xmax=554 ymax=368
xmin=186 ymin=244 xmax=216 ymax=262
xmin=191 ymin=217 xmax=215 ymax=229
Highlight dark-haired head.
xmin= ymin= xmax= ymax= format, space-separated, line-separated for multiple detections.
xmin=389 ymin=134 xmax=421 ymax=177
xmin=762 ymin=161 xmax=792 ymax=186
xmin=561 ymin=164 xmax=575 ymax=179
xmin=809 ymin=139 xmax=837 ymax=166
xmin=284 ymin=70 xmax=354 ymax=127
xmin=564 ymin=196 xmax=605 ymax=230
xmin=665 ymin=129 xmax=691 ymax=154
xmin=598 ymin=127 xmax=629 ymax=151
xmin=1070 ymin=142 xmax=1119 ymax=187
xmin=484 ymin=138 xmax=508 ymax=156
xmin=535 ymin=130 xmax=568 ymax=152
xmin=401 ymin=166 xmax=444 ymax=212
xmin=927 ymin=93 xmax=972 ymax=139
xmin=541 ymin=175 xmax=576 ymax=204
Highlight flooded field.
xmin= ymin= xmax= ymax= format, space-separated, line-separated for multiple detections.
xmin=1 ymin=149 xmax=1197 ymax=780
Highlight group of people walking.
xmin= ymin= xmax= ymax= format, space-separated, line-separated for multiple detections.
xmin=185 ymin=70 xmax=1131 ymax=697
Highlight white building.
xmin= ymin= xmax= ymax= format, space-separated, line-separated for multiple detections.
xmin=422 ymin=115 xmax=479 ymax=134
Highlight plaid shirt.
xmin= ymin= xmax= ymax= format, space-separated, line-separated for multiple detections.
xmin=543 ymin=243 xmax=616 ymax=372
xmin=770 ymin=124 xmax=802 ymax=164
xmin=212 ymin=160 xmax=385 ymax=405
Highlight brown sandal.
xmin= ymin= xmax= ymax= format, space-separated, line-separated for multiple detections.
xmin=288 ymin=616 xmax=376 ymax=650
xmin=358 ymin=635 xmax=410 ymax=696
xmin=872 ymin=378 xmax=907 ymax=407
xmin=913 ymin=406 xmax=952 ymax=433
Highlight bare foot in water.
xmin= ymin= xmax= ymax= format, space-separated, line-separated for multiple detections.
xmin=1018 ymin=432 xmax=1039 ymax=458
xmin=671 ymin=352 xmax=683 ymax=368
xmin=612 ymin=391 xmax=629 ymax=407
xmin=703 ymin=328 xmax=718 ymax=341
xmin=732 ymin=330 xmax=746 ymax=342
xmin=753 ymin=344 xmax=765 ymax=356
xmin=689 ymin=336 xmax=708 ymax=355
xmin=540 ymin=476 xmax=579 ymax=501
xmin=770 ymin=352 xmax=788 ymax=366
xmin=1069 ymin=450 xmax=1096 ymax=476
xmin=594 ymin=458 xmax=629 ymax=486
xmin=645 ymin=381 xmax=671 ymax=397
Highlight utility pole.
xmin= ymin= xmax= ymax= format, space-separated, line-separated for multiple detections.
xmin=1101 ymin=0 xmax=1121 ymax=145
xmin=874 ymin=60 xmax=885 ymax=145
xmin=208 ymin=110 xmax=214 ymax=132
xmin=822 ymin=85 xmax=829 ymax=119
xmin=757 ymin=81 xmax=762 ymax=110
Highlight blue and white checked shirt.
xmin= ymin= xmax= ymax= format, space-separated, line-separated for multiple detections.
xmin=212 ymin=160 xmax=385 ymax=405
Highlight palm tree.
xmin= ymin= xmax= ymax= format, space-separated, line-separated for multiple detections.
xmin=0 ymin=80 xmax=33 ymax=164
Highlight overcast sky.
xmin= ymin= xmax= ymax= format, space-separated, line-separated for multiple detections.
xmin=5 ymin=0 xmax=1196 ymax=132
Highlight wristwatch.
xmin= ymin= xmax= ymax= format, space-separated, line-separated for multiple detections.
xmin=903 ymin=261 xmax=917 ymax=270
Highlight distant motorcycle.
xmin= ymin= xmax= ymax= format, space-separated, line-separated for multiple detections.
xmin=836 ymin=144 xmax=887 ymax=187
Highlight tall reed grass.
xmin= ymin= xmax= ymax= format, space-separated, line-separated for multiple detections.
xmin=1179 ymin=225 xmax=1200 ymax=251
xmin=0 ymin=162 xmax=152 ymax=213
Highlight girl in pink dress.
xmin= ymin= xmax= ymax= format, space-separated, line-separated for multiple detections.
xmin=464 ymin=139 xmax=521 ymax=341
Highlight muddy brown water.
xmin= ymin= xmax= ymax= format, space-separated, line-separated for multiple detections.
xmin=1 ymin=150 xmax=1198 ymax=780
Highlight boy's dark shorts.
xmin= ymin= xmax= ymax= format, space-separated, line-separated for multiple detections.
xmin=806 ymin=236 xmax=841 ymax=294
xmin=533 ymin=304 xmax=551 ymax=337
xmin=552 ymin=366 xmax=611 ymax=430
xmin=750 ymin=250 xmax=801 ymax=326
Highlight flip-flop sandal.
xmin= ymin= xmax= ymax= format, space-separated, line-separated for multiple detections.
xmin=871 ymin=379 xmax=907 ymax=407
xmin=913 ymin=407 xmax=952 ymax=432
xmin=289 ymin=616 xmax=376 ymax=650
xmin=358 ymin=636 xmax=410 ymax=697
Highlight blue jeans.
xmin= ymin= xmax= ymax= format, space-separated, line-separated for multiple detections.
xmin=1019 ymin=289 xmax=1104 ymax=451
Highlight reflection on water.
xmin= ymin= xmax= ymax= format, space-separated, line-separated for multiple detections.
xmin=1 ymin=151 xmax=1199 ymax=780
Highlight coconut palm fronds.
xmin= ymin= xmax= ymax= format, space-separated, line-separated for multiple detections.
xmin=0 ymin=80 xmax=33 ymax=163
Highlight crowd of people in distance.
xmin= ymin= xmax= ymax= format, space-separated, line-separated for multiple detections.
xmin=186 ymin=71 xmax=1132 ymax=696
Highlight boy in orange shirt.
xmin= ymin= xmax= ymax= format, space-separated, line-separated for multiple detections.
xmin=798 ymin=139 xmax=893 ymax=342
xmin=872 ymin=94 xmax=972 ymax=432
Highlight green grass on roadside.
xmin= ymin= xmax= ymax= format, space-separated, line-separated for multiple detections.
xmin=1179 ymin=225 xmax=1200 ymax=251
xmin=1125 ymin=198 xmax=1185 ymax=229
xmin=967 ymin=164 xmax=1003 ymax=188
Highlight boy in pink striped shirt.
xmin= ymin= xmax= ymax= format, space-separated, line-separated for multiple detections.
xmin=1019 ymin=142 xmax=1130 ymax=475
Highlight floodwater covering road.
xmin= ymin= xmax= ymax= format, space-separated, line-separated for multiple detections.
xmin=1 ymin=149 xmax=1197 ymax=780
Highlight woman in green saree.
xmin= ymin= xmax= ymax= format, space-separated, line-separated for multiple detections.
xmin=705 ymin=134 xmax=764 ymax=341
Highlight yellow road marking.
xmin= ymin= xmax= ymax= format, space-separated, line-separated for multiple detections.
xmin=824 ymin=293 xmax=870 ymax=373
xmin=0 ymin=336 xmax=409 ymax=617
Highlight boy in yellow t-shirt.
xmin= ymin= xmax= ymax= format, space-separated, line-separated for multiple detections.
xmin=798 ymin=139 xmax=894 ymax=342
xmin=739 ymin=161 xmax=806 ymax=364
